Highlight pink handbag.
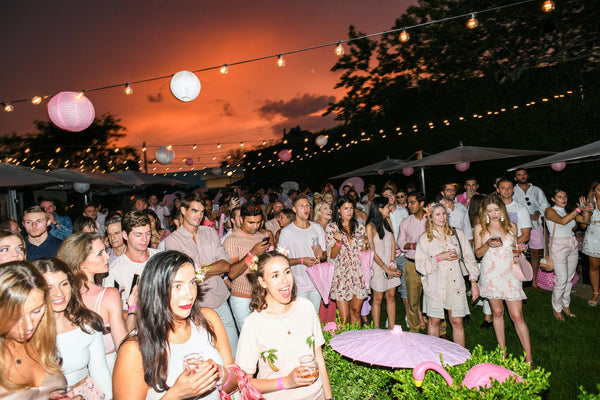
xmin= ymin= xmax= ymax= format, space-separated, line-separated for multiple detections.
xmin=71 ymin=377 xmax=105 ymax=400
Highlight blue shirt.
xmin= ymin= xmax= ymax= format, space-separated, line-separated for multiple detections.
xmin=25 ymin=234 xmax=63 ymax=261
xmin=49 ymin=213 xmax=73 ymax=241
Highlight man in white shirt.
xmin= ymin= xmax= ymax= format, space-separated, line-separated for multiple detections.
xmin=512 ymin=169 xmax=550 ymax=288
xmin=148 ymin=194 xmax=170 ymax=229
xmin=440 ymin=182 xmax=473 ymax=242
xmin=104 ymin=211 xmax=161 ymax=310
xmin=278 ymin=195 xmax=327 ymax=312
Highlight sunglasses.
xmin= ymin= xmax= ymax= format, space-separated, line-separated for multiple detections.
xmin=525 ymin=196 xmax=532 ymax=206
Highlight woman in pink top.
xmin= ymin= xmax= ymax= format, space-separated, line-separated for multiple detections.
xmin=415 ymin=203 xmax=479 ymax=347
xmin=237 ymin=251 xmax=333 ymax=400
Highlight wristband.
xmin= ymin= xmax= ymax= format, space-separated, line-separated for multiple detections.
xmin=128 ymin=305 xmax=138 ymax=311
xmin=410 ymin=243 xmax=414 ymax=250
xmin=277 ymin=377 xmax=284 ymax=390
xmin=300 ymin=257 xmax=304 ymax=265
xmin=221 ymin=367 xmax=232 ymax=388
xmin=335 ymin=242 xmax=343 ymax=247
xmin=575 ymin=207 xmax=582 ymax=213
xmin=435 ymin=254 xmax=442 ymax=262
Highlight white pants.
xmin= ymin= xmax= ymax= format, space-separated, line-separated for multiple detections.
xmin=551 ymin=236 xmax=578 ymax=312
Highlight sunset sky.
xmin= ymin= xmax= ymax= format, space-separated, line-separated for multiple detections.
xmin=0 ymin=0 xmax=415 ymax=172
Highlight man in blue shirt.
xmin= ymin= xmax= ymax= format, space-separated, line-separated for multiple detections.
xmin=40 ymin=198 xmax=73 ymax=240
xmin=22 ymin=206 xmax=63 ymax=260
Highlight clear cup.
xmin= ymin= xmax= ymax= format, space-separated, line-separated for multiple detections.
xmin=512 ymin=242 xmax=522 ymax=254
xmin=183 ymin=352 xmax=204 ymax=372
xmin=49 ymin=387 xmax=69 ymax=400
xmin=299 ymin=354 xmax=319 ymax=381
xmin=447 ymin=247 xmax=458 ymax=260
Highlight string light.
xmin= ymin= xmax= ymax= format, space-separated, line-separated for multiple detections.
xmin=3 ymin=103 xmax=14 ymax=112
xmin=467 ymin=13 xmax=478 ymax=29
xmin=192 ymin=144 xmax=197 ymax=149
xmin=542 ymin=0 xmax=555 ymax=12
xmin=124 ymin=83 xmax=133 ymax=95
xmin=76 ymin=90 xmax=86 ymax=99
xmin=335 ymin=42 xmax=345 ymax=56
xmin=217 ymin=143 xmax=221 ymax=149
xmin=31 ymin=96 xmax=43 ymax=105
xmin=399 ymin=28 xmax=410 ymax=43
xmin=220 ymin=64 xmax=229 ymax=74
xmin=240 ymin=141 xmax=244 ymax=147
xmin=277 ymin=54 xmax=285 ymax=67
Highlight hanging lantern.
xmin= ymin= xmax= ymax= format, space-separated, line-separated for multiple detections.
xmin=170 ymin=71 xmax=201 ymax=102
xmin=212 ymin=167 xmax=222 ymax=175
xmin=551 ymin=161 xmax=566 ymax=171
xmin=155 ymin=146 xmax=175 ymax=165
xmin=279 ymin=149 xmax=292 ymax=162
xmin=73 ymin=182 xmax=90 ymax=193
xmin=376 ymin=170 xmax=384 ymax=175
xmin=185 ymin=157 xmax=194 ymax=166
xmin=455 ymin=162 xmax=470 ymax=172
xmin=315 ymin=135 xmax=328 ymax=147
xmin=47 ymin=91 xmax=95 ymax=132
xmin=402 ymin=167 xmax=414 ymax=176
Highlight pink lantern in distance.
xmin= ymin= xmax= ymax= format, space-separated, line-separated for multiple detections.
xmin=402 ymin=167 xmax=414 ymax=176
xmin=185 ymin=157 xmax=194 ymax=166
xmin=455 ymin=162 xmax=470 ymax=172
xmin=279 ymin=149 xmax=292 ymax=162
xmin=551 ymin=161 xmax=566 ymax=171
xmin=47 ymin=91 xmax=95 ymax=132
xmin=377 ymin=169 xmax=384 ymax=175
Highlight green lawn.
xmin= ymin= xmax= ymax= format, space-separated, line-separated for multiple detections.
xmin=374 ymin=287 xmax=600 ymax=399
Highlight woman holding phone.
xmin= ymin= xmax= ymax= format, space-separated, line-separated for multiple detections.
xmin=474 ymin=194 xmax=533 ymax=364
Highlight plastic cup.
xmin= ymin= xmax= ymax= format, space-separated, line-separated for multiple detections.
xmin=183 ymin=352 xmax=204 ymax=372
xmin=299 ymin=354 xmax=319 ymax=381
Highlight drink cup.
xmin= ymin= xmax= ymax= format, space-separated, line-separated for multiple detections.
xmin=299 ymin=354 xmax=319 ymax=381
xmin=49 ymin=387 xmax=69 ymax=400
xmin=447 ymin=247 xmax=458 ymax=259
xmin=183 ymin=352 xmax=204 ymax=372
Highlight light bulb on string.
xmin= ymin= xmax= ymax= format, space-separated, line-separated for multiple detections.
xmin=31 ymin=96 xmax=43 ymax=105
xmin=240 ymin=141 xmax=244 ymax=147
xmin=335 ymin=42 xmax=345 ymax=56
xmin=3 ymin=103 xmax=14 ymax=112
xmin=467 ymin=13 xmax=478 ymax=29
xmin=124 ymin=83 xmax=133 ymax=95
xmin=217 ymin=143 xmax=221 ymax=149
xmin=399 ymin=28 xmax=410 ymax=43
xmin=277 ymin=54 xmax=286 ymax=67
xmin=220 ymin=64 xmax=229 ymax=74
xmin=192 ymin=144 xmax=197 ymax=149
xmin=76 ymin=90 xmax=86 ymax=99
xmin=542 ymin=0 xmax=555 ymax=12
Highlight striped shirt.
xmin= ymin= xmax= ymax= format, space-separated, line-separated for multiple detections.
xmin=223 ymin=229 xmax=265 ymax=298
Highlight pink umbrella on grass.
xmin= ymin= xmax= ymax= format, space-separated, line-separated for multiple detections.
xmin=359 ymin=251 xmax=374 ymax=290
xmin=306 ymin=263 xmax=335 ymax=305
xmin=329 ymin=325 xmax=470 ymax=368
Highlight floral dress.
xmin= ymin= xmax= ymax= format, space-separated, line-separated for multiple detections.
xmin=479 ymin=233 xmax=526 ymax=301
xmin=326 ymin=222 xmax=368 ymax=301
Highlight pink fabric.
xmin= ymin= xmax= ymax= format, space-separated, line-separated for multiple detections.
xmin=319 ymin=299 xmax=337 ymax=323
xmin=218 ymin=213 xmax=226 ymax=237
xmin=359 ymin=251 xmax=374 ymax=290
xmin=397 ymin=215 xmax=426 ymax=259
xmin=529 ymin=225 xmax=544 ymax=249
xmin=220 ymin=363 xmax=264 ymax=400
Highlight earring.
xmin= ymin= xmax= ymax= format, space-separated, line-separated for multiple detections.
xmin=500 ymin=215 xmax=504 ymax=222
xmin=486 ymin=215 xmax=490 ymax=223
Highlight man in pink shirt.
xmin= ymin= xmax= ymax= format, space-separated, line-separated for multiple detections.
xmin=397 ymin=192 xmax=427 ymax=332
xmin=456 ymin=177 xmax=479 ymax=207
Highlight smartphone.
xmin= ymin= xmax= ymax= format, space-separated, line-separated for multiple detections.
xmin=130 ymin=274 xmax=140 ymax=295
xmin=262 ymin=237 xmax=270 ymax=245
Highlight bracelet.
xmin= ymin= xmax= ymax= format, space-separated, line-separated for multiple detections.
xmin=410 ymin=243 xmax=415 ymax=250
xmin=300 ymin=257 xmax=304 ymax=265
xmin=277 ymin=377 xmax=284 ymax=390
xmin=575 ymin=207 xmax=582 ymax=213
xmin=128 ymin=305 xmax=138 ymax=311
xmin=435 ymin=254 xmax=442 ymax=262
xmin=221 ymin=367 xmax=232 ymax=388
xmin=335 ymin=242 xmax=343 ymax=247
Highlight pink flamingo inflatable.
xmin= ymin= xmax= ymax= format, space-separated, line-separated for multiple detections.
xmin=413 ymin=361 xmax=522 ymax=390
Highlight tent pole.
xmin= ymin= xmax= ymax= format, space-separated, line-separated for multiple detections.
xmin=417 ymin=151 xmax=426 ymax=197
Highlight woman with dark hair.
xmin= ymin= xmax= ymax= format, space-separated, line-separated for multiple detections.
xmin=325 ymin=195 xmax=368 ymax=325
xmin=474 ymin=194 xmax=532 ymax=363
xmin=544 ymin=189 xmax=591 ymax=319
xmin=468 ymin=194 xmax=486 ymax=229
xmin=366 ymin=197 xmax=402 ymax=329
xmin=142 ymin=209 xmax=170 ymax=249
xmin=0 ymin=262 xmax=80 ymax=399
xmin=58 ymin=233 xmax=129 ymax=370
xmin=415 ymin=203 xmax=479 ymax=347
xmin=583 ymin=180 xmax=600 ymax=306
xmin=73 ymin=217 xmax=96 ymax=234
xmin=112 ymin=251 xmax=237 ymax=400
xmin=347 ymin=190 xmax=367 ymax=225
xmin=236 ymin=251 xmax=332 ymax=399
xmin=32 ymin=258 xmax=112 ymax=399
xmin=0 ymin=230 xmax=27 ymax=264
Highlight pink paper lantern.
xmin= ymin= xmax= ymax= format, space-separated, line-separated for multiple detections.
xmin=376 ymin=169 xmax=384 ymax=175
xmin=402 ymin=167 xmax=414 ymax=176
xmin=551 ymin=161 xmax=566 ymax=171
xmin=279 ymin=149 xmax=292 ymax=162
xmin=47 ymin=91 xmax=95 ymax=132
xmin=455 ymin=162 xmax=470 ymax=172
xmin=185 ymin=157 xmax=194 ymax=166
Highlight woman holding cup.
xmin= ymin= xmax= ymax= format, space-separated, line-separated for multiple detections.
xmin=415 ymin=203 xmax=479 ymax=346
xmin=112 ymin=251 xmax=238 ymax=400
xmin=236 ymin=251 xmax=333 ymax=400
xmin=474 ymin=194 xmax=533 ymax=364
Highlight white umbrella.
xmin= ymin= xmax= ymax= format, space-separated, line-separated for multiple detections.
xmin=508 ymin=140 xmax=600 ymax=170
xmin=0 ymin=164 xmax=62 ymax=187
xmin=110 ymin=170 xmax=187 ymax=186
xmin=330 ymin=158 xmax=408 ymax=179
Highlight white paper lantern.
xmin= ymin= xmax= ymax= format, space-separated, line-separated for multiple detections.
xmin=212 ymin=167 xmax=222 ymax=175
xmin=155 ymin=146 xmax=175 ymax=165
xmin=315 ymin=135 xmax=328 ymax=147
xmin=170 ymin=71 xmax=201 ymax=102
xmin=73 ymin=182 xmax=90 ymax=193
xmin=47 ymin=91 xmax=95 ymax=132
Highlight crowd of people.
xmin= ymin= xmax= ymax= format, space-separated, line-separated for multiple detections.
xmin=1 ymin=169 xmax=598 ymax=399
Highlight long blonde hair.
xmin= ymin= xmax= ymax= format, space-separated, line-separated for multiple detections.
xmin=478 ymin=194 xmax=516 ymax=238
xmin=587 ymin=180 xmax=600 ymax=205
xmin=57 ymin=232 xmax=102 ymax=289
xmin=0 ymin=262 xmax=61 ymax=390
xmin=425 ymin=203 xmax=453 ymax=241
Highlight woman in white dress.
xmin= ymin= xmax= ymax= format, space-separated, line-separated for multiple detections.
xmin=583 ymin=180 xmax=600 ymax=306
